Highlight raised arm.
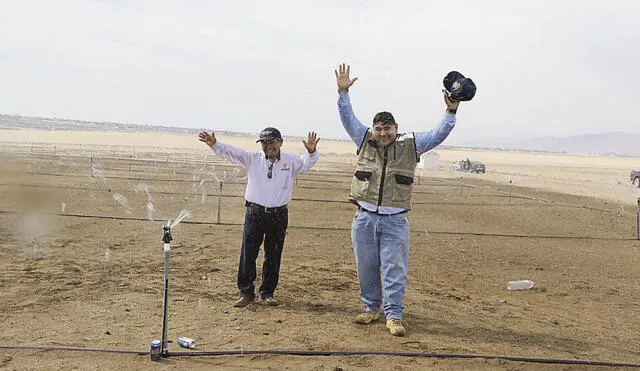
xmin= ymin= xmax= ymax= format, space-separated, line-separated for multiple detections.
xmin=291 ymin=131 xmax=321 ymax=175
xmin=335 ymin=63 xmax=368 ymax=146
xmin=198 ymin=130 xmax=253 ymax=167
xmin=415 ymin=94 xmax=461 ymax=155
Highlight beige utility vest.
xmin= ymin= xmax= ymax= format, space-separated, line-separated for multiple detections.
xmin=349 ymin=131 xmax=419 ymax=209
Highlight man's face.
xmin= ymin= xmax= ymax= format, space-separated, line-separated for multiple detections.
xmin=372 ymin=123 xmax=398 ymax=147
xmin=260 ymin=139 xmax=282 ymax=159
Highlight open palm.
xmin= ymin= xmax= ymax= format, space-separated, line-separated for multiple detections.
xmin=302 ymin=131 xmax=320 ymax=153
xmin=334 ymin=63 xmax=358 ymax=92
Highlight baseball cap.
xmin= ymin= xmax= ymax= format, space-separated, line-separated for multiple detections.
xmin=256 ymin=127 xmax=282 ymax=142
xmin=443 ymin=71 xmax=477 ymax=102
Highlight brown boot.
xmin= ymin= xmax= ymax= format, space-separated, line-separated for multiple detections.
xmin=386 ymin=318 xmax=406 ymax=336
xmin=261 ymin=296 xmax=279 ymax=306
xmin=354 ymin=311 xmax=380 ymax=324
xmin=233 ymin=296 xmax=254 ymax=307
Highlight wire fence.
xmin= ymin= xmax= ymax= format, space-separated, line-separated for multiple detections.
xmin=1 ymin=142 xmax=639 ymax=239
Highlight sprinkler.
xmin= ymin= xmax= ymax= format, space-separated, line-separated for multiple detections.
xmin=156 ymin=210 xmax=191 ymax=358
xmin=161 ymin=223 xmax=172 ymax=357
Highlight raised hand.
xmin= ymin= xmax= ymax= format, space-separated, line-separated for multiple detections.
xmin=444 ymin=93 xmax=460 ymax=113
xmin=334 ymin=63 xmax=358 ymax=92
xmin=198 ymin=131 xmax=217 ymax=147
xmin=302 ymin=131 xmax=320 ymax=153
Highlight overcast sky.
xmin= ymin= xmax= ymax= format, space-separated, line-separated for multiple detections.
xmin=1 ymin=1 xmax=639 ymax=145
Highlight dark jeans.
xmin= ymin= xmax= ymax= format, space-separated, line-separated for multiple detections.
xmin=237 ymin=205 xmax=288 ymax=299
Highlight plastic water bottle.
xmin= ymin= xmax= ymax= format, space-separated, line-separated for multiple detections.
xmin=507 ymin=280 xmax=535 ymax=291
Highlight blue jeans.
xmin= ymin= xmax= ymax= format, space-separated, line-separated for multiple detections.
xmin=237 ymin=206 xmax=288 ymax=299
xmin=351 ymin=208 xmax=410 ymax=320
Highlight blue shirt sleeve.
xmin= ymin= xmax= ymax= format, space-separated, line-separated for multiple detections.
xmin=414 ymin=113 xmax=456 ymax=155
xmin=337 ymin=91 xmax=369 ymax=146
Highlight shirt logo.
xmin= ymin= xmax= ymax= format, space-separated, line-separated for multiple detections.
xmin=281 ymin=163 xmax=290 ymax=171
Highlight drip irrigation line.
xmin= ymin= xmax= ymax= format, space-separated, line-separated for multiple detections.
xmin=0 ymin=182 xmax=250 ymax=199
xmin=1 ymin=183 xmax=544 ymax=207
xmin=164 ymin=349 xmax=640 ymax=367
xmin=9 ymin=182 xmax=621 ymax=213
xmin=10 ymin=169 xmax=470 ymax=188
xmin=8 ymin=170 xmax=629 ymax=214
xmin=0 ymin=344 xmax=146 ymax=355
xmin=0 ymin=182 xmax=628 ymax=216
xmin=1 ymin=209 xmax=635 ymax=241
xmin=11 ymin=170 xmax=355 ymax=186
xmin=429 ymin=230 xmax=636 ymax=241
xmin=1 ymin=345 xmax=638 ymax=368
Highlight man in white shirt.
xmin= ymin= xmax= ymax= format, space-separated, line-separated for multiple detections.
xmin=199 ymin=127 xmax=320 ymax=307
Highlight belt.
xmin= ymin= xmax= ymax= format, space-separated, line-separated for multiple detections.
xmin=245 ymin=201 xmax=288 ymax=213
xmin=358 ymin=206 xmax=408 ymax=216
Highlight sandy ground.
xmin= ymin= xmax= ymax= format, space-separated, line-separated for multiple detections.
xmin=1 ymin=130 xmax=640 ymax=370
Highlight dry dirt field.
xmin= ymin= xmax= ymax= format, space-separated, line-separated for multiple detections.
xmin=1 ymin=130 xmax=640 ymax=370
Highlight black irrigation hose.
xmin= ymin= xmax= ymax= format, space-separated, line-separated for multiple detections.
xmin=6 ymin=172 xmax=630 ymax=214
xmin=8 ymin=169 xmax=474 ymax=188
xmin=1 ymin=345 xmax=638 ymax=368
xmin=9 ymin=170 xmax=352 ymax=186
xmin=3 ymin=183 xmax=549 ymax=209
xmin=0 ymin=344 xmax=146 ymax=355
xmin=4 ymin=180 xmax=627 ymax=215
xmin=1 ymin=209 xmax=636 ymax=241
xmin=166 ymin=349 xmax=640 ymax=368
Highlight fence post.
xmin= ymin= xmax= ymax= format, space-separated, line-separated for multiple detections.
xmin=459 ymin=176 xmax=463 ymax=197
xmin=509 ymin=178 xmax=513 ymax=205
xmin=636 ymin=198 xmax=640 ymax=240
xmin=216 ymin=181 xmax=223 ymax=224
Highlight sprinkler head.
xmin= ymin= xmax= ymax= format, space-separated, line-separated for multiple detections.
xmin=162 ymin=226 xmax=173 ymax=243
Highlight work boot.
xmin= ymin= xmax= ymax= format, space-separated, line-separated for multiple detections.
xmin=233 ymin=296 xmax=253 ymax=308
xmin=354 ymin=311 xmax=380 ymax=324
xmin=386 ymin=318 xmax=406 ymax=337
xmin=261 ymin=296 xmax=279 ymax=306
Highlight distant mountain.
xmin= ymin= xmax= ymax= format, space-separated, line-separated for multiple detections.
xmin=483 ymin=132 xmax=640 ymax=156
xmin=0 ymin=113 xmax=250 ymax=138
xmin=1 ymin=113 xmax=638 ymax=155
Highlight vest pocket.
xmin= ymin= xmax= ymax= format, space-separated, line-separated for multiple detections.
xmin=394 ymin=174 xmax=414 ymax=185
xmin=355 ymin=170 xmax=372 ymax=181
xmin=392 ymin=171 xmax=414 ymax=202
xmin=351 ymin=166 xmax=374 ymax=197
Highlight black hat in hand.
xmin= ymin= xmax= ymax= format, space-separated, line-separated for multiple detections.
xmin=443 ymin=71 xmax=476 ymax=102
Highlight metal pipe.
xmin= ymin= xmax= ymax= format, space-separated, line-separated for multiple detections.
xmin=161 ymin=225 xmax=173 ymax=357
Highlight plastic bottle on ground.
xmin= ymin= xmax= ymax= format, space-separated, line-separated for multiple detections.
xmin=507 ymin=280 xmax=535 ymax=291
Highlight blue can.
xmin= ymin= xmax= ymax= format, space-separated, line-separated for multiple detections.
xmin=177 ymin=336 xmax=196 ymax=349
xmin=150 ymin=340 xmax=162 ymax=361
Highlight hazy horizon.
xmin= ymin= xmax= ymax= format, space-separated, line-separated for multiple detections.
xmin=2 ymin=1 xmax=639 ymax=147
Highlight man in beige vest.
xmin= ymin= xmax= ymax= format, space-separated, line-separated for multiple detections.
xmin=335 ymin=63 xmax=460 ymax=336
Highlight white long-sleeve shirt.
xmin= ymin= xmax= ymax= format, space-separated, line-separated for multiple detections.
xmin=211 ymin=142 xmax=320 ymax=207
